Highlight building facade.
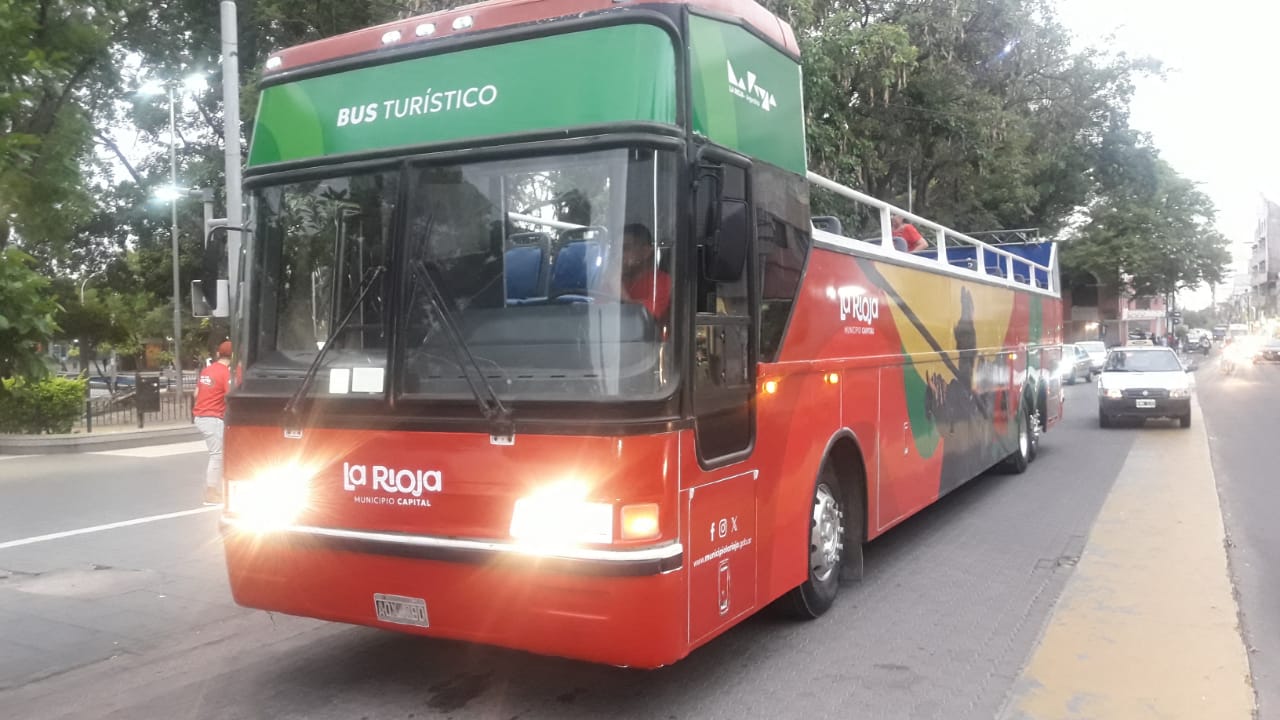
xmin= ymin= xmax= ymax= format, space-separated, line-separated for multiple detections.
xmin=1250 ymin=199 xmax=1280 ymax=319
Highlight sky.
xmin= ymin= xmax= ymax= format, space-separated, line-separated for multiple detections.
xmin=1055 ymin=0 xmax=1280 ymax=308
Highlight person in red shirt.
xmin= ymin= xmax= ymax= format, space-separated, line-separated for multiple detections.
xmin=619 ymin=223 xmax=672 ymax=321
xmin=891 ymin=215 xmax=928 ymax=253
xmin=193 ymin=341 xmax=232 ymax=505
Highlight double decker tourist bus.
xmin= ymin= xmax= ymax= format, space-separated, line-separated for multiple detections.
xmin=217 ymin=0 xmax=1063 ymax=668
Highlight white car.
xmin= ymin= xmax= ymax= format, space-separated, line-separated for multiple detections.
xmin=1097 ymin=345 xmax=1196 ymax=429
xmin=1075 ymin=340 xmax=1107 ymax=373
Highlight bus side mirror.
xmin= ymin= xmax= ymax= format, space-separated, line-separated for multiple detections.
xmin=705 ymin=198 xmax=748 ymax=283
xmin=694 ymin=165 xmax=722 ymax=242
xmin=191 ymin=279 xmax=229 ymax=318
xmin=194 ymin=224 xmax=249 ymax=318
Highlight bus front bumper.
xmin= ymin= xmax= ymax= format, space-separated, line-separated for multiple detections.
xmin=220 ymin=519 xmax=689 ymax=668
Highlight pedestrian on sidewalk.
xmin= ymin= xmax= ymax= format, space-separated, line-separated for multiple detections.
xmin=193 ymin=341 xmax=232 ymax=505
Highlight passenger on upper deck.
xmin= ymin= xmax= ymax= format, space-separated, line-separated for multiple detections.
xmin=891 ymin=215 xmax=928 ymax=253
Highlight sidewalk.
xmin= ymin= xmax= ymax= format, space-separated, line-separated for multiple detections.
xmin=1000 ymin=400 xmax=1254 ymax=719
xmin=0 ymin=421 xmax=199 ymax=455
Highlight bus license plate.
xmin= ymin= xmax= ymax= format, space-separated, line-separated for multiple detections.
xmin=1135 ymin=399 xmax=1156 ymax=408
xmin=373 ymin=593 xmax=429 ymax=628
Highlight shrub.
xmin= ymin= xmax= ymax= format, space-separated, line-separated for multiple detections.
xmin=0 ymin=376 xmax=87 ymax=434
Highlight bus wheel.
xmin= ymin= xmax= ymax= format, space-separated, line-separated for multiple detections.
xmin=780 ymin=464 xmax=847 ymax=619
xmin=1027 ymin=405 xmax=1042 ymax=462
xmin=1000 ymin=406 xmax=1032 ymax=474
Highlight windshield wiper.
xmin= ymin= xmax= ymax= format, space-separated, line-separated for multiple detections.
xmin=283 ymin=265 xmax=385 ymax=428
xmin=404 ymin=218 xmax=513 ymax=441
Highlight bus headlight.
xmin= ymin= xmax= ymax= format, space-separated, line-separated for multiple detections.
xmin=227 ymin=464 xmax=313 ymax=531
xmin=510 ymin=480 xmax=613 ymax=547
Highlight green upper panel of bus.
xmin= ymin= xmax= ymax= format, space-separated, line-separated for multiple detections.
xmin=247 ymin=24 xmax=678 ymax=168
xmin=687 ymin=14 xmax=806 ymax=175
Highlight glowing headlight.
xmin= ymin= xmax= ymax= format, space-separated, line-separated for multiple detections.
xmin=227 ymin=464 xmax=313 ymax=531
xmin=509 ymin=480 xmax=613 ymax=547
xmin=1101 ymin=387 xmax=1123 ymax=399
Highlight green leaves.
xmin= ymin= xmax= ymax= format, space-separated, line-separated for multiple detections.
xmin=1061 ymin=141 xmax=1229 ymax=299
xmin=0 ymin=376 xmax=88 ymax=434
xmin=0 ymin=248 xmax=60 ymax=380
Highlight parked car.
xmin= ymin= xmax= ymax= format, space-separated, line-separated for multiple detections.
xmin=1075 ymin=340 xmax=1107 ymax=373
xmin=1059 ymin=344 xmax=1093 ymax=385
xmin=1253 ymin=338 xmax=1280 ymax=364
xmin=86 ymin=375 xmax=136 ymax=392
xmin=1097 ymin=345 xmax=1195 ymax=429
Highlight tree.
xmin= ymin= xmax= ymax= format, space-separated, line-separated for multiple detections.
xmin=1060 ymin=142 xmax=1230 ymax=299
xmin=0 ymin=249 xmax=60 ymax=379
xmin=0 ymin=0 xmax=148 ymax=257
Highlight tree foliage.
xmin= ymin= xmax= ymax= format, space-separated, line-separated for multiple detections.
xmin=2 ymin=0 xmax=1231 ymax=338
xmin=0 ymin=248 xmax=60 ymax=379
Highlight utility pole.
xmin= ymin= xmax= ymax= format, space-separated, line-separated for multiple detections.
xmin=221 ymin=1 xmax=244 ymax=336
xmin=168 ymin=86 xmax=184 ymax=388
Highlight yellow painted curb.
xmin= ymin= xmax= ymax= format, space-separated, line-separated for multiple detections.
xmin=1001 ymin=400 xmax=1254 ymax=719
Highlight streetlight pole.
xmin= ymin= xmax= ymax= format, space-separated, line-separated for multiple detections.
xmin=79 ymin=269 xmax=104 ymax=304
xmin=167 ymin=86 xmax=184 ymax=391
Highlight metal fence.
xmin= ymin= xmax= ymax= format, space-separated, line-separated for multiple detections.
xmin=74 ymin=376 xmax=195 ymax=432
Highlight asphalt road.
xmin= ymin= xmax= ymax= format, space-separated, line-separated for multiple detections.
xmin=1199 ymin=355 xmax=1280 ymax=718
xmin=1 ymin=385 xmax=1143 ymax=720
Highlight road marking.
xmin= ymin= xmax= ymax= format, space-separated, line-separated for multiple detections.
xmin=0 ymin=455 xmax=37 ymax=461
xmin=91 ymin=441 xmax=208 ymax=458
xmin=1000 ymin=402 xmax=1253 ymax=719
xmin=0 ymin=507 xmax=220 ymax=551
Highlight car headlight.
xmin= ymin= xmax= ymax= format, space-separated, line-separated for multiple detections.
xmin=510 ymin=480 xmax=615 ymax=547
xmin=226 ymin=463 xmax=314 ymax=531
xmin=1099 ymin=387 xmax=1122 ymax=399
xmin=1169 ymin=387 xmax=1191 ymax=398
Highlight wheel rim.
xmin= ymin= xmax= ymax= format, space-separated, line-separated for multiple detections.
xmin=809 ymin=483 xmax=844 ymax=584
xmin=1029 ymin=409 xmax=1042 ymax=445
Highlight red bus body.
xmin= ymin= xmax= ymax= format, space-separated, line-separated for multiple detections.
xmin=221 ymin=0 xmax=1062 ymax=668
xmin=223 ymin=240 xmax=1061 ymax=667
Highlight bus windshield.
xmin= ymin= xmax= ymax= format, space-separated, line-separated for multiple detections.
xmin=250 ymin=147 xmax=679 ymax=403
xmin=400 ymin=148 xmax=678 ymax=401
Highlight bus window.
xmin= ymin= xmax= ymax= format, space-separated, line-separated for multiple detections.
xmin=396 ymin=148 xmax=679 ymax=402
xmin=252 ymin=171 xmax=397 ymax=379
xmin=694 ymin=161 xmax=754 ymax=464
xmin=754 ymin=164 xmax=811 ymax=362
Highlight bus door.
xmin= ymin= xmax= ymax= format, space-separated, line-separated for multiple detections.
xmin=691 ymin=159 xmax=754 ymax=465
xmin=686 ymin=156 xmax=759 ymax=643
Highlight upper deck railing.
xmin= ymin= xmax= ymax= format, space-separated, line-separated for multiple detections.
xmin=807 ymin=172 xmax=1058 ymax=296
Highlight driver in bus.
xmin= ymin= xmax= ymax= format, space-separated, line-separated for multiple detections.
xmin=616 ymin=223 xmax=672 ymax=322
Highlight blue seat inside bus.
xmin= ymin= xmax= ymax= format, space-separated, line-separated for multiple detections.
xmin=504 ymin=245 xmax=546 ymax=300
xmin=503 ymin=231 xmax=551 ymax=304
xmin=914 ymin=244 xmax=1051 ymax=288
xmin=548 ymin=240 xmax=605 ymax=299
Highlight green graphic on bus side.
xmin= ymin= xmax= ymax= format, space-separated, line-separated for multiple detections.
xmin=687 ymin=14 xmax=807 ymax=175
xmin=248 ymin=24 xmax=678 ymax=167
xmin=901 ymin=347 xmax=941 ymax=459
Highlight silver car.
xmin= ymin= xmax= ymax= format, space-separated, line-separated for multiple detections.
xmin=1060 ymin=344 xmax=1093 ymax=385
xmin=1075 ymin=340 xmax=1107 ymax=373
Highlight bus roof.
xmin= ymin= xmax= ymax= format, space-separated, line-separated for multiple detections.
xmin=263 ymin=0 xmax=799 ymax=77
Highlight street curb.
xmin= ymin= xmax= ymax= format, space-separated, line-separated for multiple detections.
xmin=0 ymin=425 xmax=200 ymax=455
xmin=999 ymin=398 xmax=1254 ymax=719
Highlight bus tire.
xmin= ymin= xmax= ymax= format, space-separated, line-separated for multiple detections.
xmin=1028 ymin=392 xmax=1043 ymax=462
xmin=1000 ymin=405 xmax=1032 ymax=474
xmin=779 ymin=462 xmax=849 ymax=619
